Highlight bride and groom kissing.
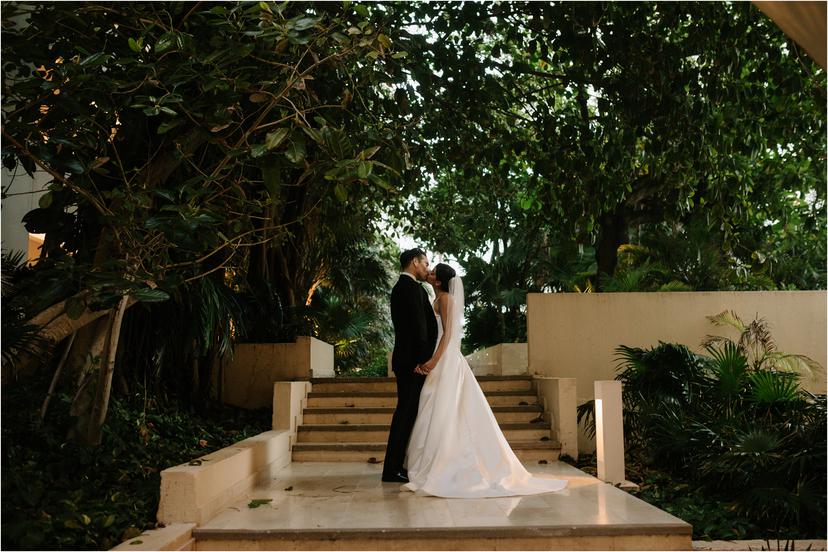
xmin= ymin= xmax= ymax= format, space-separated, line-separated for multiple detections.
xmin=381 ymin=248 xmax=567 ymax=498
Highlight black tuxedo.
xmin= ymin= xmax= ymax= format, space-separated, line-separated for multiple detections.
xmin=382 ymin=274 xmax=438 ymax=478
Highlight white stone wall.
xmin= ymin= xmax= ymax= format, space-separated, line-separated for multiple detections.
xmin=1 ymin=167 xmax=49 ymax=258
xmin=527 ymin=291 xmax=827 ymax=398
xmin=465 ymin=343 xmax=528 ymax=376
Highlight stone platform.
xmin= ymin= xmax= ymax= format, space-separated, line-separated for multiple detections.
xmin=193 ymin=461 xmax=692 ymax=550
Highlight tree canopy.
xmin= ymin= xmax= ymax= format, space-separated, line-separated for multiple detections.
xmin=379 ymin=1 xmax=825 ymax=346
xmin=1 ymin=1 xmax=824 ymax=433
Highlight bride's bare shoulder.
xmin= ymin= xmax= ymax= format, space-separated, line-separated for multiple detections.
xmin=437 ymin=293 xmax=450 ymax=312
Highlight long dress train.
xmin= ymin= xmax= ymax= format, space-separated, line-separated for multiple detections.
xmin=402 ymin=278 xmax=567 ymax=498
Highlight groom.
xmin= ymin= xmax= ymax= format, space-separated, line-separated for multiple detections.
xmin=381 ymin=248 xmax=438 ymax=483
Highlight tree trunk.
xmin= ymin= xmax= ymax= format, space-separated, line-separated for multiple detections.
xmin=67 ymin=322 xmax=104 ymax=389
xmin=39 ymin=331 xmax=76 ymax=423
xmin=67 ymin=317 xmax=110 ymax=442
xmin=595 ymin=208 xmax=627 ymax=291
xmin=83 ymin=295 xmax=130 ymax=445
xmin=16 ymin=295 xmax=137 ymax=377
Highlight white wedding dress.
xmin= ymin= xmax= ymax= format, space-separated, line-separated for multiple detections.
xmin=402 ymin=277 xmax=567 ymax=498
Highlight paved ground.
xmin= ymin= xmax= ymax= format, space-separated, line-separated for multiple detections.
xmin=199 ymin=461 xmax=689 ymax=532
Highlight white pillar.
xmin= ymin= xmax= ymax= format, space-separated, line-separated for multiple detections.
xmin=272 ymin=381 xmax=311 ymax=435
xmin=594 ymin=380 xmax=625 ymax=484
xmin=533 ymin=376 xmax=579 ymax=460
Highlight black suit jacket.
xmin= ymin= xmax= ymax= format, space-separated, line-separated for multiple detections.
xmin=390 ymin=275 xmax=438 ymax=373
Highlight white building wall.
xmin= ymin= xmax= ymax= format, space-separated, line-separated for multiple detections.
xmin=1 ymin=167 xmax=50 ymax=259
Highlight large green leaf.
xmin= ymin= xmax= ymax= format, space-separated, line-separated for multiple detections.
xmin=265 ymin=128 xmax=290 ymax=151
xmin=130 ymin=288 xmax=171 ymax=303
xmin=284 ymin=135 xmax=306 ymax=164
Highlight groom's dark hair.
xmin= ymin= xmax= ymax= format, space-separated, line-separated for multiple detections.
xmin=400 ymin=248 xmax=426 ymax=270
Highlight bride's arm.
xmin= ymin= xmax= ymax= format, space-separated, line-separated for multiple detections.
xmin=421 ymin=293 xmax=451 ymax=373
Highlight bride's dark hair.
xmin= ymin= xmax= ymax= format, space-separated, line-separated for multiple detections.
xmin=434 ymin=263 xmax=456 ymax=293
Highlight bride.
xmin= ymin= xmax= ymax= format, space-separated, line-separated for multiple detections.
xmin=402 ymin=263 xmax=568 ymax=498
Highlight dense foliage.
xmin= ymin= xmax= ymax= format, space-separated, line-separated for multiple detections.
xmin=2 ymin=2 xmax=409 ymax=437
xmin=1 ymin=3 xmax=825 ymax=546
xmin=379 ymin=1 xmax=825 ymax=348
xmin=577 ymin=314 xmax=826 ymax=539
xmin=1 ymin=375 xmax=271 ymax=550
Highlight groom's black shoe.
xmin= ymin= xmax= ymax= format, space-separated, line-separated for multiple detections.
xmin=381 ymin=471 xmax=409 ymax=483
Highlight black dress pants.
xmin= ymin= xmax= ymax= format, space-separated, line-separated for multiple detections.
xmin=382 ymin=367 xmax=426 ymax=476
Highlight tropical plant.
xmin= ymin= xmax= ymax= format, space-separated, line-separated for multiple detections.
xmin=1 ymin=250 xmax=44 ymax=372
xmin=1 ymin=373 xmax=271 ymax=550
xmin=703 ymin=310 xmax=821 ymax=376
xmin=608 ymin=328 xmax=826 ymax=537
xmin=1 ymin=1 xmax=412 ymax=441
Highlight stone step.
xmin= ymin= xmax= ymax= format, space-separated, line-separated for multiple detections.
xmin=296 ymin=423 xmax=552 ymax=443
xmin=291 ymin=441 xmax=561 ymax=463
xmin=302 ymin=405 xmax=544 ymax=425
xmin=310 ymin=376 xmax=533 ymax=393
xmin=194 ymin=524 xmax=692 ymax=551
xmin=305 ymin=391 xmax=540 ymax=409
xmin=192 ymin=461 xmax=693 ymax=551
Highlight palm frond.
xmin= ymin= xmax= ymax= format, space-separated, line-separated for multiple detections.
xmin=614 ymin=344 xmax=648 ymax=374
xmin=749 ymin=370 xmax=801 ymax=405
xmin=706 ymin=342 xmax=748 ymax=396
xmin=573 ymin=279 xmax=593 ymax=293
xmin=706 ymin=310 xmax=746 ymax=333
xmin=762 ymin=352 xmax=820 ymax=377
xmin=576 ymin=399 xmax=596 ymax=439
xmin=740 ymin=316 xmax=776 ymax=363
xmin=658 ymin=280 xmax=693 ymax=292
xmin=701 ymin=333 xmax=733 ymax=349
xmin=736 ymin=428 xmax=783 ymax=455
xmin=1 ymin=250 xmax=46 ymax=372
xmin=1 ymin=249 xmax=28 ymax=295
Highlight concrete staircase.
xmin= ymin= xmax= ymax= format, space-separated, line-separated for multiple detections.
xmin=292 ymin=375 xmax=562 ymax=463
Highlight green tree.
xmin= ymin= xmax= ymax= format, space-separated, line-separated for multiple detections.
xmin=2 ymin=1 xmax=410 ymax=442
xmin=390 ymin=1 xmax=824 ymax=291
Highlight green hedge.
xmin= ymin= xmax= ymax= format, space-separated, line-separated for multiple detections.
xmin=576 ymin=337 xmax=827 ymax=540
xmin=1 ymin=379 xmax=270 ymax=550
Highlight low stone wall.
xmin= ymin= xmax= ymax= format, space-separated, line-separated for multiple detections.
xmin=465 ymin=343 xmax=528 ymax=376
xmin=527 ymin=290 xmax=827 ymax=453
xmin=111 ymin=523 xmax=195 ymax=551
xmin=533 ymin=376 xmax=578 ymax=460
xmin=220 ymin=336 xmax=332 ymax=409
xmin=153 ymin=382 xmax=309 ymax=529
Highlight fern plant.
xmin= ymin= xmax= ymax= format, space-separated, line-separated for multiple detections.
xmin=703 ymin=310 xmax=820 ymax=376
xmin=1 ymin=250 xmax=44 ymax=374
xmin=606 ymin=312 xmax=826 ymax=537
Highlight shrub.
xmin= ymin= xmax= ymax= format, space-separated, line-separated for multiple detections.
xmin=613 ymin=333 xmax=826 ymax=538
xmin=1 ymin=378 xmax=270 ymax=550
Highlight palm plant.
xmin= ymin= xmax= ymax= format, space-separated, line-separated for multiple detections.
xmin=116 ymin=273 xmax=249 ymax=404
xmin=612 ymin=342 xmax=709 ymax=464
xmin=613 ymin=320 xmax=826 ymax=537
xmin=703 ymin=310 xmax=820 ymax=376
xmin=287 ymin=236 xmax=395 ymax=375
xmin=603 ymin=259 xmax=693 ymax=292
xmin=1 ymin=250 xmax=44 ymax=374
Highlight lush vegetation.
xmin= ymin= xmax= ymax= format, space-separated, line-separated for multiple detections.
xmin=1 ymin=2 xmax=825 ymax=548
xmin=1 ymin=373 xmax=271 ymax=550
xmin=2 ymin=1 xmax=407 ymax=441
xmin=577 ymin=312 xmax=826 ymax=540
xmin=390 ymin=1 xmax=825 ymax=349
